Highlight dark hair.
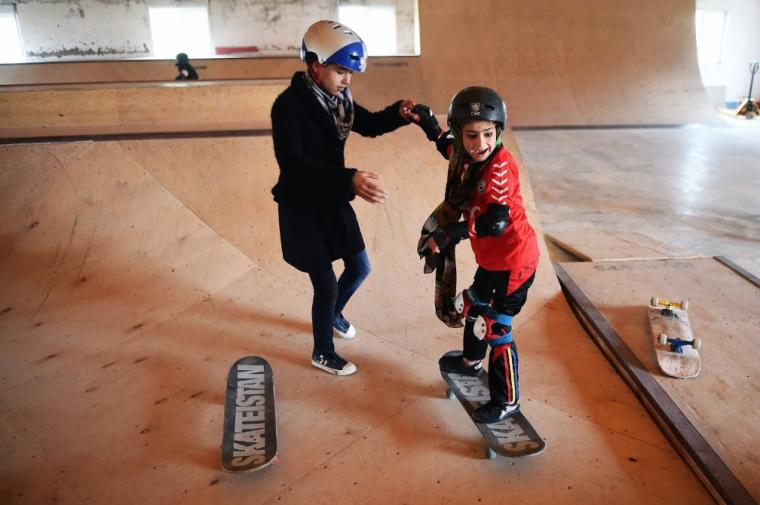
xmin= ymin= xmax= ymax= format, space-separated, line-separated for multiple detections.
xmin=303 ymin=52 xmax=319 ymax=65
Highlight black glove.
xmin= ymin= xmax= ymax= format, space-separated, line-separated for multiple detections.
xmin=430 ymin=221 xmax=469 ymax=252
xmin=411 ymin=104 xmax=442 ymax=141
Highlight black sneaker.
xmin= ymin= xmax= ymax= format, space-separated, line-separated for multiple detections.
xmin=472 ymin=400 xmax=520 ymax=424
xmin=311 ymin=351 xmax=357 ymax=376
xmin=439 ymin=354 xmax=484 ymax=377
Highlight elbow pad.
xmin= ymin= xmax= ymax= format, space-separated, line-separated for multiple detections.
xmin=474 ymin=204 xmax=510 ymax=237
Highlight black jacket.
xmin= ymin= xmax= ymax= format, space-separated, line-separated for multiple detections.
xmin=270 ymin=72 xmax=408 ymax=271
xmin=271 ymin=72 xmax=408 ymax=209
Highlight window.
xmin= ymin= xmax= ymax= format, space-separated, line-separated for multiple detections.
xmin=0 ymin=4 xmax=24 ymax=63
xmin=339 ymin=5 xmax=398 ymax=56
xmin=148 ymin=6 xmax=213 ymax=59
xmin=695 ymin=8 xmax=727 ymax=65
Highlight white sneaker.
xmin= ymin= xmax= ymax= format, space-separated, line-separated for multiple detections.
xmin=332 ymin=315 xmax=356 ymax=339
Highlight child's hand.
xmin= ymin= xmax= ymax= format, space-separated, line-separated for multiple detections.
xmin=353 ymin=171 xmax=388 ymax=204
xmin=399 ymin=99 xmax=420 ymax=122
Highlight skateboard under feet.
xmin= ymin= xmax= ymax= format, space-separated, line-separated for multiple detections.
xmin=439 ymin=350 xmax=545 ymax=459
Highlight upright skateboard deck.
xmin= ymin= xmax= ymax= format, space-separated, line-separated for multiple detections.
xmin=648 ymin=297 xmax=701 ymax=379
xmin=439 ymin=351 xmax=545 ymax=459
xmin=221 ymin=356 xmax=277 ymax=472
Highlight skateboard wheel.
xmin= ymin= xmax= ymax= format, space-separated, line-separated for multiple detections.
xmin=446 ymin=388 xmax=454 ymax=400
xmin=681 ymin=300 xmax=689 ymax=311
xmin=692 ymin=338 xmax=702 ymax=350
xmin=485 ymin=447 xmax=496 ymax=460
xmin=658 ymin=333 xmax=668 ymax=346
xmin=650 ymin=297 xmax=659 ymax=307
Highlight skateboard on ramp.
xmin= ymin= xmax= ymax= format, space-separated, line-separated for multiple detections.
xmin=439 ymin=351 xmax=545 ymax=459
xmin=648 ymin=297 xmax=701 ymax=379
xmin=221 ymin=356 xmax=278 ymax=472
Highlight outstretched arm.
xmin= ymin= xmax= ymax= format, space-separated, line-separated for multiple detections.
xmin=352 ymin=100 xmax=411 ymax=138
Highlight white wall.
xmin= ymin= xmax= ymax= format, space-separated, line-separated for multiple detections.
xmin=697 ymin=0 xmax=760 ymax=104
xmin=0 ymin=0 xmax=418 ymax=62
xmin=15 ymin=0 xmax=152 ymax=59
xmin=208 ymin=0 xmax=335 ymax=56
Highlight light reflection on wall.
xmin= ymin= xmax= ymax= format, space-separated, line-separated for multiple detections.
xmin=148 ymin=7 xmax=214 ymax=59
xmin=0 ymin=5 xmax=25 ymax=63
xmin=339 ymin=5 xmax=398 ymax=56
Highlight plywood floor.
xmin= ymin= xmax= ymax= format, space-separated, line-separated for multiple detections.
xmin=0 ymin=126 xmax=715 ymax=504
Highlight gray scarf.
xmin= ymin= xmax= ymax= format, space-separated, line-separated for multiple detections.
xmin=303 ymin=72 xmax=354 ymax=140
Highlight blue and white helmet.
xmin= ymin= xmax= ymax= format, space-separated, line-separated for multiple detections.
xmin=300 ymin=20 xmax=368 ymax=73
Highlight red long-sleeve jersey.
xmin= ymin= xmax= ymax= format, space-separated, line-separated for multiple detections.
xmin=463 ymin=147 xmax=540 ymax=293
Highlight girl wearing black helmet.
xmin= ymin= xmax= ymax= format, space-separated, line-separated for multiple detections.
xmin=411 ymin=87 xmax=540 ymax=423
xmin=271 ymin=20 xmax=421 ymax=376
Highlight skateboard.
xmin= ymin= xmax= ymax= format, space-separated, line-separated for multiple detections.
xmin=439 ymin=350 xmax=545 ymax=459
xmin=221 ymin=356 xmax=278 ymax=472
xmin=648 ymin=297 xmax=701 ymax=379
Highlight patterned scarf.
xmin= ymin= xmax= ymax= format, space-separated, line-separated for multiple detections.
xmin=303 ymin=71 xmax=354 ymax=140
xmin=417 ymin=126 xmax=504 ymax=327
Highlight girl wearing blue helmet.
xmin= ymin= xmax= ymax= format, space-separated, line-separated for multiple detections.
xmin=271 ymin=20 xmax=421 ymax=375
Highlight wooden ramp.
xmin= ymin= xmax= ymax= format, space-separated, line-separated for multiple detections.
xmin=556 ymin=258 xmax=760 ymax=505
xmin=0 ymin=127 xmax=718 ymax=504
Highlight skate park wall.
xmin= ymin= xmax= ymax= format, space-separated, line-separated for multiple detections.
xmin=0 ymin=0 xmax=718 ymax=129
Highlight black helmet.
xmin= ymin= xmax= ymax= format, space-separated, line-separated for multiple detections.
xmin=447 ymin=86 xmax=507 ymax=129
xmin=175 ymin=53 xmax=189 ymax=66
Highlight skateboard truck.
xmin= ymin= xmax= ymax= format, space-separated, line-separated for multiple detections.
xmin=658 ymin=333 xmax=702 ymax=354
xmin=650 ymin=297 xmax=688 ymax=316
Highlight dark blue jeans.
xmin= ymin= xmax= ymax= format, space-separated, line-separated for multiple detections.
xmin=307 ymin=249 xmax=371 ymax=354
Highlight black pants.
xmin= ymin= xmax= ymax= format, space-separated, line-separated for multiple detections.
xmin=463 ymin=268 xmax=535 ymax=405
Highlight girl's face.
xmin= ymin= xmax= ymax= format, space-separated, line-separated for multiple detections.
xmin=461 ymin=120 xmax=498 ymax=162
xmin=316 ymin=63 xmax=353 ymax=96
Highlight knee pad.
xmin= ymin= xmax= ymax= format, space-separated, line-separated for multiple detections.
xmin=453 ymin=288 xmax=488 ymax=322
xmin=473 ymin=309 xmax=513 ymax=347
